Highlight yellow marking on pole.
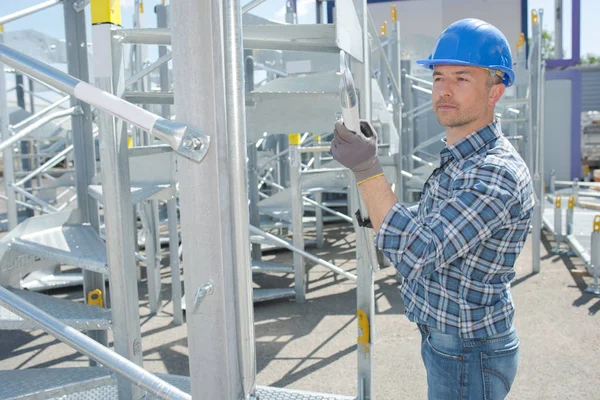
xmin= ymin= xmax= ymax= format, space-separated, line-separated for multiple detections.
xmin=594 ymin=216 xmax=600 ymax=232
xmin=87 ymin=289 xmax=104 ymax=307
xmin=516 ymin=33 xmax=525 ymax=51
xmin=288 ymin=133 xmax=301 ymax=146
xmin=0 ymin=25 xmax=4 ymax=33
xmin=357 ymin=309 xmax=370 ymax=353
xmin=139 ymin=0 xmax=144 ymax=14
xmin=391 ymin=5 xmax=397 ymax=23
xmin=568 ymin=195 xmax=575 ymax=210
xmin=555 ymin=195 xmax=561 ymax=208
xmin=532 ymin=10 xmax=539 ymax=25
xmin=380 ymin=21 xmax=387 ymax=36
xmin=91 ymin=0 xmax=122 ymax=26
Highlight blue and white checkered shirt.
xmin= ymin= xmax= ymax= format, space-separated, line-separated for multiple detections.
xmin=376 ymin=120 xmax=534 ymax=339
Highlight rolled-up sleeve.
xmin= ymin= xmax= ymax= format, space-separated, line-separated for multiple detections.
xmin=376 ymin=164 xmax=522 ymax=280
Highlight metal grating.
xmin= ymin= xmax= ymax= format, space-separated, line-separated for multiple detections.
xmin=0 ymin=367 xmax=113 ymax=400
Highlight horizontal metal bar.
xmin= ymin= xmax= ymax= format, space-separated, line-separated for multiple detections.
xmin=497 ymin=98 xmax=529 ymax=106
xmin=405 ymin=74 xmax=433 ymax=87
xmin=555 ymin=180 xmax=600 ymax=188
xmin=0 ymin=43 xmax=209 ymax=163
xmin=15 ymin=145 xmax=74 ymax=186
xmin=0 ymin=107 xmax=80 ymax=153
xmin=125 ymin=51 xmax=172 ymax=89
xmin=123 ymin=91 xmax=174 ymax=105
xmin=412 ymin=85 xmax=432 ymax=95
xmin=301 ymin=167 xmax=347 ymax=175
xmin=0 ymin=0 xmax=62 ymax=25
xmin=115 ymin=28 xmax=171 ymax=45
xmin=299 ymin=146 xmax=331 ymax=154
xmin=0 ymin=286 xmax=191 ymax=400
xmin=249 ymin=225 xmax=357 ymax=281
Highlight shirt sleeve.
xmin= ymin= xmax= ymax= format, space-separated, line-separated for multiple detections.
xmin=375 ymin=164 xmax=522 ymax=280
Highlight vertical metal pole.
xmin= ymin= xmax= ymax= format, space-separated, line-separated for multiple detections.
xmin=28 ymin=77 xmax=35 ymax=113
xmin=566 ymin=195 xmax=574 ymax=236
xmin=391 ymin=14 xmax=404 ymax=203
xmin=171 ymin=0 xmax=255 ymax=396
xmin=588 ymin=217 xmax=600 ymax=294
xmin=314 ymin=134 xmax=324 ymax=248
xmin=91 ymin=1 xmax=143 ymax=397
xmin=16 ymin=71 xmax=33 ymax=216
xmin=555 ymin=0 xmax=563 ymax=59
xmin=167 ymin=198 xmax=182 ymax=325
xmin=16 ymin=73 xmax=25 ymax=108
xmin=155 ymin=3 xmax=170 ymax=119
xmin=572 ymin=179 xmax=579 ymax=206
xmin=0 ymin=28 xmax=17 ymax=230
xmin=531 ymin=10 xmax=542 ymax=274
xmin=290 ymin=133 xmax=306 ymax=303
xmin=143 ymin=199 xmax=162 ymax=314
xmin=245 ymin=52 xmax=262 ymax=261
xmin=248 ymin=143 xmax=262 ymax=260
xmin=550 ymin=170 xmax=556 ymax=193
xmin=553 ymin=195 xmax=562 ymax=252
xmin=353 ymin=0 xmax=375 ymax=397
xmin=63 ymin=0 xmax=108 ymax=353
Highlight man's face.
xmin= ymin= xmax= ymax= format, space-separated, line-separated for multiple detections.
xmin=431 ymin=65 xmax=493 ymax=129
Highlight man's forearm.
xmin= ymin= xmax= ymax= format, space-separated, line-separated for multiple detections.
xmin=357 ymin=175 xmax=398 ymax=232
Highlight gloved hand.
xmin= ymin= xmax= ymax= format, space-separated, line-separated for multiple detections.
xmin=331 ymin=120 xmax=383 ymax=185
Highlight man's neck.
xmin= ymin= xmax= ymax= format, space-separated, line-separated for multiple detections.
xmin=445 ymin=117 xmax=494 ymax=146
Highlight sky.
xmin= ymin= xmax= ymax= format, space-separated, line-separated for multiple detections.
xmin=0 ymin=0 xmax=598 ymax=59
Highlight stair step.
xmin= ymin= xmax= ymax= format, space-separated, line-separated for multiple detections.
xmin=251 ymin=260 xmax=294 ymax=274
xmin=253 ymin=288 xmax=295 ymax=303
xmin=21 ymin=269 xmax=85 ymax=291
xmin=0 ymin=367 xmax=113 ymax=400
xmin=11 ymin=222 xmax=108 ymax=275
xmin=0 ymin=287 xmax=111 ymax=331
xmin=244 ymin=24 xmax=337 ymax=53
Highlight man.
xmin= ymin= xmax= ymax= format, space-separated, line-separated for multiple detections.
xmin=331 ymin=19 xmax=534 ymax=399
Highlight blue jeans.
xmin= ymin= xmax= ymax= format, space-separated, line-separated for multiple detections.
xmin=418 ymin=323 xmax=520 ymax=400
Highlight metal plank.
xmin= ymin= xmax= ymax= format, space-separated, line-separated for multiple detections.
xmin=0 ymin=287 xmax=111 ymax=330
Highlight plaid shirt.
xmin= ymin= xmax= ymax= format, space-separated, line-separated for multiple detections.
xmin=376 ymin=120 xmax=534 ymax=339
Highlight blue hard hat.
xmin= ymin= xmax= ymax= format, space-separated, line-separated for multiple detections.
xmin=417 ymin=18 xmax=515 ymax=87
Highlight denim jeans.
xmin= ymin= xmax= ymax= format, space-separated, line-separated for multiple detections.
xmin=418 ymin=323 xmax=520 ymax=400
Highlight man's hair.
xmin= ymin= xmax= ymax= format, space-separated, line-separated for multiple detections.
xmin=486 ymin=73 xmax=504 ymax=88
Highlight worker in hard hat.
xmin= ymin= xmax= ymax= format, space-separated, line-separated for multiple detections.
xmin=331 ymin=19 xmax=533 ymax=399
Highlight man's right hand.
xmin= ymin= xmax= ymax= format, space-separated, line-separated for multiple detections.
xmin=330 ymin=120 xmax=384 ymax=185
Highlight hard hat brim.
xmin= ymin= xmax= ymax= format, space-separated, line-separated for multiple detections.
xmin=415 ymin=59 xmax=514 ymax=87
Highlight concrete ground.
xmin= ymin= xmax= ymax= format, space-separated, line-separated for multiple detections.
xmin=1 ymin=222 xmax=599 ymax=399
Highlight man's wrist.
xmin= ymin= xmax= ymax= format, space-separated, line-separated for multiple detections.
xmin=353 ymin=158 xmax=384 ymax=184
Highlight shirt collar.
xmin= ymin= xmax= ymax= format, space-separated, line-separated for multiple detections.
xmin=440 ymin=119 xmax=503 ymax=163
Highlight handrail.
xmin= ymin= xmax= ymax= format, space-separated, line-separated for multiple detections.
xmin=0 ymin=106 xmax=80 ymax=153
xmin=0 ymin=0 xmax=62 ymax=25
xmin=0 ymin=43 xmax=210 ymax=163
xmin=0 ymin=286 xmax=191 ymax=400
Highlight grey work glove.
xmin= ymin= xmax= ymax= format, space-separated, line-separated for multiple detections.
xmin=331 ymin=120 xmax=383 ymax=184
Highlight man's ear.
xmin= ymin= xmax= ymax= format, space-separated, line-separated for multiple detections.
xmin=488 ymin=84 xmax=505 ymax=107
